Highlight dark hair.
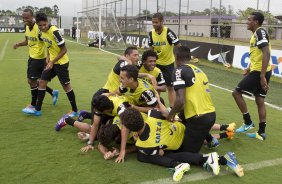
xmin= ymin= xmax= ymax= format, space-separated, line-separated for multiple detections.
xmin=35 ymin=12 xmax=48 ymax=23
xmin=120 ymin=65 xmax=139 ymax=81
xmin=153 ymin=12 xmax=164 ymax=21
xmin=120 ymin=108 xmax=144 ymax=132
xmin=92 ymin=95 xmax=114 ymax=113
xmin=97 ymin=123 xmax=120 ymax=146
xmin=124 ymin=46 xmax=138 ymax=56
xmin=23 ymin=9 xmax=33 ymax=16
xmin=173 ymin=46 xmax=191 ymax=62
xmin=251 ymin=12 xmax=264 ymax=26
xmin=142 ymin=50 xmax=158 ymax=62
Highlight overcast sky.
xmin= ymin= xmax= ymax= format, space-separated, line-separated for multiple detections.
xmin=0 ymin=0 xmax=281 ymax=16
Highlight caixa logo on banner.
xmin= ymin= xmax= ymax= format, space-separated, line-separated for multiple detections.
xmin=240 ymin=51 xmax=282 ymax=77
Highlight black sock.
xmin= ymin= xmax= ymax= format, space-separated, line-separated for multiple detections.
xmin=243 ymin=112 xmax=252 ymax=125
xmin=170 ymin=161 xmax=181 ymax=168
xmin=66 ymin=89 xmax=78 ymax=112
xmin=65 ymin=117 xmax=76 ymax=126
xmin=219 ymin=132 xmax=228 ymax=139
xmin=219 ymin=156 xmax=227 ymax=165
xmin=205 ymin=133 xmax=213 ymax=143
xmin=220 ymin=124 xmax=228 ymax=131
xmin=199 ymin=155 xmax=208 ymax=166
xmin=35 ymin=89 xmax=46 ymax=111
xmin=30 ymin=87 xmax=38 ymax=106
xmin=46 ymin=86 xmax=53 ymax=96
xmin=258 ymin=122 xmax=266 ymax=134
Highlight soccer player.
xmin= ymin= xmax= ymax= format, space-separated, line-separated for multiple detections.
xmin=149 ymin=12 xmax=181 ymax=108
xmin=168 ymin=46 xmax=216 ymax=153
xmin=139 ymin=50 xmax=166 ymax=94
xmin=232 ymin=12 xmax=271 ymax=141
xmin=13 ymin=9 xmax=59 ymax=113
xmin=120 ymin=108 xmax=244 ymax=181
xmin=25 ymin=12 xmax=78 ymax=116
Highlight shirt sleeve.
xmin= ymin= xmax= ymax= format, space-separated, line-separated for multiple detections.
xmin=167 ymin=28 xmax=180 ymax=45
xmin=156 ymin=71 xmax=166 ymax=86
xmin=118 ymin=84 xmax=128 ymax=94
xmin=148 ymin=31 xmax=153 ymax=47
xmin=137 ymin=147 xmax=160 ymax=155
xmin=255 ymin=28 xmax=269 ymax=49
xmin=53 ymin=30 xmax=65 ymax=47
xmin=140 ymin=90 xmax=157 ymax=107
xmin=113 ymin=60 xmax=128 ymax=75
xmin=172 ymin=65 xmax=195 ymax=90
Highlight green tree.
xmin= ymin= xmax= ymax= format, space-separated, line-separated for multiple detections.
xmin=39 ymin=7 xmax=53 ymax=15
xmin=53 ymin=5 xmax=59 ymax=16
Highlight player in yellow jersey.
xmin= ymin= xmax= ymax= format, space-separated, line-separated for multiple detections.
xmin=13 ymin=9 xmax=58 ymax=113
xmin=26 ymin=12 xmax=78 ymax=116
xmin=149 ymin=12 xmax=181 ymax=108
xmin=120 ymin=108 xmax=244 ymax=181
xmin=168 ymin=46 xmax=216 ymax=153
xmin=233 ymin=12 xmax=271 ymax=141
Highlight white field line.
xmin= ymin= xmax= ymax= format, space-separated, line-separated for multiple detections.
xmin=68 ymin=39 xmax=282 ymax=111
xmin=0 ymin=40 xmax=9 ymax=61
xmin=140 ymin=157 xmax=282 ymax=184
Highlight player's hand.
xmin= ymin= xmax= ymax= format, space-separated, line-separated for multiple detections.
xmin=80 ymin=145 xmax=94 ymax=152
xmin=147 ymin=74 xmax=157 ymax=87
xmin=115 ymin=150 xmax=125 ymax=163
xmin=45 ymin=62 xmax=54 ymax=70
xmin=260 ymin=76 xmax=269 ymax=91
xmin=13 ymin=43 xmax=19 ymax=49
xmin=243 ymin=68 xmax=250 ymax=76
xmin=158 ymin=149 xmax=164 ymax=156
xmin=167 ymin=112 xmax=175 ymax=122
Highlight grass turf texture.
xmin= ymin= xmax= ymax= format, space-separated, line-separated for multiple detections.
xmin=0 ymin=33 xmax=282 ymax=184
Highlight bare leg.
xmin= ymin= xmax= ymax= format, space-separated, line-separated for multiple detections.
xmin=167 ymin=86 xmax=175 ymax=107
xmin=232 ymin=90 xmax=248 ymax=113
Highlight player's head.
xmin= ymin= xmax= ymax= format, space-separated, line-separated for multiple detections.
xmin=35 ymin=12 xmax=49 ymax=32
xmin=120 ymin=65 xmax=139 ymax=87
xmin=22 ymin=9 xmax=34 ymax=27
xmin=97 ymin=122 xmax=120 ymax=146
xmin=247 ymin=12 xmax=264 ymax=31
xmin=92 ymin=95 xmax=114 ymax=115
xmin=173 ymin=46 xmax=191 ymax=66
xmin=124 ymin=46 xmax=139 ymax=64
xmin=142 ymin=50 xmax=158 ymax=71
xmin=120 ymin=108 xmax=144 ymax=132
xmin=152 ymin=12 xmax=164 ymax=32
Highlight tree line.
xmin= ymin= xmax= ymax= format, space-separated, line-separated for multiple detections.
xmin=0 ymin=5 xmax=59 ymax=16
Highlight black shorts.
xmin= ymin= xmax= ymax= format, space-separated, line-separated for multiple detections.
xmin=27 ymin=57 xmax=46 ymax=80
xmin=41 ymin=63 xmax=70 ymax=85
xmin=156 ymin=63 xmax=175 ymax=86
xmin=235 ymin=71 xmax=272 ymax=98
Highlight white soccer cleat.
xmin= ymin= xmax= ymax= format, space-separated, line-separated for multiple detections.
xmin=206 ymin=152 xmax=220 ymax=175
xmin=173 ymin=163 xmax=190 ymax=181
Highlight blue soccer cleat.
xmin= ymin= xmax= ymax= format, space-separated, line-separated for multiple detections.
xmin=235 ymin=122 xmax=254 ymax=133
xmin=224 ymin=152 xmax=244 ymax=177
xmin=22 ymin=104 xmax=35 ymax=114
xmin=67 ymin=110 xmax=78 ymax=117
xmin=23 ymin=107 xmax=42 ymax=116
xmin=55 ymin=114 xmax=70 ymax=131
xmin=207 ymin=137 xmax=220 ymax=148
xmin=246 ymin=132 xmax=266 ymax=140
xmin=52 ymin=90 xmax=59 ymax=106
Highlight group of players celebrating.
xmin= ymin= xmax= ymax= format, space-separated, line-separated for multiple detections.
xmin=15 ymin=8 xmax=272 ymax=181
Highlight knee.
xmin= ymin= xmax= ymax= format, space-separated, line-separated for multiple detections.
xmin=232 ymin=90 xmax=240 ymax=98
xmin=28 ymin=79 xmax=37 ymax=86
xmin=38 ymin=80 xmax=47 ymax=88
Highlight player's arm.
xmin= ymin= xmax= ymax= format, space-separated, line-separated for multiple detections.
xmin=115 ymin=126 xmax=129 ymax=163
xmin=155 ymin=71 xmax=167 ymax=92
xmin=13 ymin=36 xmax=28 ymax=49
xmin=138 ymin=73 xmax=158 ymax=87
xmin=132 ymin=89 xmax=158 ymax=113
xmin=167 ymin=28 xmax=181 ymax=47
xmin=148 ymin=31 xmax=154 ymax=50
xmin=80 ymin=114 xmax=101 ymax=152
xmin=168 ymin=88 xmax=185 ymax=121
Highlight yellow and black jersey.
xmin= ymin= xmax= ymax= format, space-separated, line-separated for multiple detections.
xmin=172 ymin=64 xmax=215 ymax=119
xmin=249 ymin=27 xmax=271 ymax=72
xmin=139 ymin=65 xmax=166 ymax=86
xmin=103 ymin=60 xmax=129 ymax=92
xmin=136 ymin=109 xmax=185 ymax=155
xmin=148 ymin=27 xmax=180 ymax=66
xmin=40 ymin=25 xmax=69 ymax=65
xmin=24 ymin=23 xmax=45 ymax=59
xmin=119 ymin=79 xmax=157 ymax=107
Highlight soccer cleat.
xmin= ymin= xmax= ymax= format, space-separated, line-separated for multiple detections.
xmin=67 ymin=111 xmax=78 ymax=117
xmin=77 ymin=110 xmax=88 ymax=122
xmin=226 ymin=122 xmax=236 ymax=132
xmin=52 ymin=90 xmax=59 ymax=106
xmin=173 ymin=163 xmax=190 ymax=181
xmin=33 ymin=110 xmax=42 ymax=116
xmin=23 ymin=107 xmax=42 ymax=116
xmin=205 ymin=152 xmax=220 ymax=175
xmin=55 ymin=114 xmax=70 ymax=131
xmin=22 ymin=104 xmax=35 ymax=114
xmin=226 ymin=131 xmax=235 ymax=140
xmin=235 ymin=122 xmax=254 ymax=133
xmin=246 ymin=132 xmax=266 ymax=141
xmin=224 ymin=152 xmax=244 ymax=177
xmin=207 ymin=137 xmax=220 ymax=148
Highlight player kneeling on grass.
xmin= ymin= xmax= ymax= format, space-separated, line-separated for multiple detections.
xmin=120 ymin=108 xmax=244 ymax=182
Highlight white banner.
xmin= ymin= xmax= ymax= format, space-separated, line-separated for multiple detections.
xmin=232 ymin=45 xmax=282 ymax=78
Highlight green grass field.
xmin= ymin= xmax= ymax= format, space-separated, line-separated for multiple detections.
xmin=0 ymin=33 xmax=282 ymax=184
